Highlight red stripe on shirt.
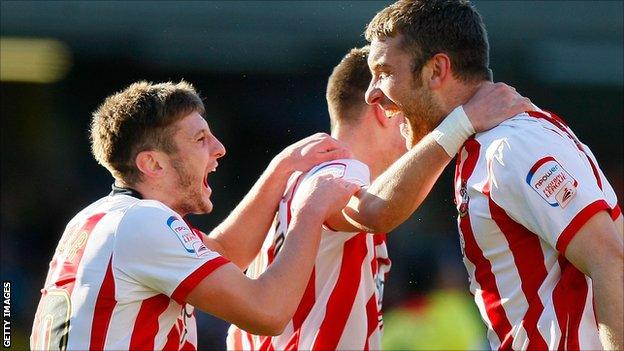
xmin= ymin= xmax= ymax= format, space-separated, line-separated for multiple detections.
xmin=553 ymin=256 xmax=589 ymax=350
xmin=364 ymin=294 xmax=378 ymax=351
xmin=54 ymin=212 xmax=106 ymax=294
xmin=483 ymin=154 xmax=548 ymax=349
xmin=257 ymin=335 xmax=273 ymax=351
xmin=245 ymin=329 xmax=255 ymax=350
xmin=457 ymin=139 xmax=514 ymax=349
xmin=162 ymin=321 xmax=180 ymax=351
xmin=129 ymin=294 xmax=170 ymax=350
xmin=293 ymin=268 xmax=317 ymax=329
xmin=181 ymin=340 xmax=196 ymax=351
xmin=486 ymin=197 xmax=549 ymax=349
xmin=555 ymin=200 xmax=610 ymax=254
xmin=611 ymin=204 xmax=621 ymax=220
xmin=282 ymin=330 xmax=300 ymax=351
xmin=311 ymin=233 xmax=368 ymax=350
xmin=89 ymin=256 xmax=117 ymax=350
xmin=268 ymin=269 xmax=316 ymax=351
xmin=373 ymin=233 xmax=386 ymax=246
xmin=171 ymin=256 xmax=230 ymax=304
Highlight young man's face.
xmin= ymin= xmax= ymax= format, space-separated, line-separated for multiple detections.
xmin=165 ymin=111 xmax=226 ymax=215
xmin=366 ymin=34 xmax=441 ymax=147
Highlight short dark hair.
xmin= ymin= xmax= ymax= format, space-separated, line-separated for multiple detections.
xmin=90 ymin=80 xmax=204 ymax=185
xmin=326 ymin=46 xmax=371 ymax=129
xmin=365 ymin=0 xmax=490 ymax=82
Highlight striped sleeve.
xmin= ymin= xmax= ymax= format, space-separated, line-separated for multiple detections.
xmin=114 ymin=201 xmax=228 ymax=303
xmin=487 ymin=127 xmax=614 ymax=253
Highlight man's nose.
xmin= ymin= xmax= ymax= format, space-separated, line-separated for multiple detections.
xmin=365 ymin=81 xmax=383 ymax=105
xmin=212 ymin=137 xmax=226 ymax=159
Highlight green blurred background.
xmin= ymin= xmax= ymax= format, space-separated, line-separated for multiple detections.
xmin=1 ymin=1 xmax=622 ymax=350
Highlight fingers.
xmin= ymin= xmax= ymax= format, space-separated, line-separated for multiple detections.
xmin=465 ymin=81 xmax=534 ymax=132
xmin=285 ymin=133 xmax=353 ymax=172
xmin=315 ymin=146 xmax=352 ymax=163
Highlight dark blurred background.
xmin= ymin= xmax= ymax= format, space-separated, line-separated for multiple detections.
xmin=1 ymin=1 xmax=622 ymax=350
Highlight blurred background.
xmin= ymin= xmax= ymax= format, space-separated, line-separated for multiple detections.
xmin=1 ymin=1 xmax=622 ymax=350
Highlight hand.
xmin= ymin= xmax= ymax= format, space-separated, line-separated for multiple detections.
xmin=294 ymin=175 xmax=360 ymax=220
xmin=463 ymin=82 xmax=534 ymax=132
xmin=273 ymin=133 xmax=352 ymax=174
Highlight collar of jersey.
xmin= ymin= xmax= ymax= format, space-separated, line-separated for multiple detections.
xmin=110 ymin=183 xmax=143 ymax=199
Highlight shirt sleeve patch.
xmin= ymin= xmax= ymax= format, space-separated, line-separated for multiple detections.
xmin=526 ymin=156 xmax=578 ymax=208
xmin=166 ymin=216 xmax=210 ymax=257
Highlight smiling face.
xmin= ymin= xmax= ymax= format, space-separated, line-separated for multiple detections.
xmin=164 ymin=111 xmax=226 ymax=215
xmin=365 ymin=34 xmax=443 ymax=147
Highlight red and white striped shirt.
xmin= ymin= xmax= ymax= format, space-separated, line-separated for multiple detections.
xmin=30 ymin=190 xmax=229 ymax=350
xmin=454 ymin=109 xmax=621 ymax=350
xmin=227 ymin=159 xmax=391 ymax=350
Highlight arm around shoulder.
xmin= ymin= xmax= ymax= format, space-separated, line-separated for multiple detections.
xmin=343 ymin=134 xmax=452 ymax=233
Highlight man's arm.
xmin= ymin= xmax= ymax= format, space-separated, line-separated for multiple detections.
xmin=329 ymin=82 xmax=533 ymax=233
xmin=207 ymin=133 xmax=350 ymax=269
xmin=188 ymin=176 xmax=359 ymax=335
xmin=564 ymin=211 xmax=623 ymax=350
xmin=339 ymin=133 xmax=450 ymax=232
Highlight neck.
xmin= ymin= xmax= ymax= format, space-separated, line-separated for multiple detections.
xmin=438 ymin=79 xmax=487 ymax=120
xmin=131 ymin=179 xmax=185 ymax=215
xmin=332 ymin=124 xmax=386 ymax=180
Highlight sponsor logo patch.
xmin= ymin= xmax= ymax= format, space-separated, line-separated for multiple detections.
xmin=166 ymin=216 xmax=210 ymax=257
xmin=526 ymin=156 xmax=578 ymax=207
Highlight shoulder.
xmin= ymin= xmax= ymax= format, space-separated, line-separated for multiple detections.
xmin=477 ymin=112 xmax=558 ymax=145
xmin=122 ymin=199 xmax=179 ymax=222
xmin=474 ymin=111 xmax=574 ymax=165
xmin=115 ymin=199 xmax=185 ymax=239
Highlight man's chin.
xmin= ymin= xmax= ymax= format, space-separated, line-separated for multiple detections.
xmin=200 ymin=199 xmax=213 ymax=214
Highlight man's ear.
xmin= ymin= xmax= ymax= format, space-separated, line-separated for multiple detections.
xmin=372 ymin=104 xmax=391 ymax=128
xmin=135 ymin=150 xmax=166 ymax=179
xmin=425 ymin=53 xmax=451 ymax=90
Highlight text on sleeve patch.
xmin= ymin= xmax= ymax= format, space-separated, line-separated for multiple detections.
xmin=526 ymin=156 xmax=578 ymax=208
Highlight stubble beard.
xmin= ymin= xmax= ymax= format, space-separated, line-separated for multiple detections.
xmin=401 ymin=79 xmax=444 ymax=147
xmin=170 ymin=157 xmax=212 ymax=215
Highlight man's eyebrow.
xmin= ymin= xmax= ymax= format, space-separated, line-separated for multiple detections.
xmin=371 ymin=61 xmax=391 ymax=71
xmin=192 ymin=129 xmax=207 ymax=138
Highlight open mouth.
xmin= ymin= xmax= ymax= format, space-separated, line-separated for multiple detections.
xmin=383 ymin=108 xmax=402 ymax=119
xmin=203 ymin=163 xmax=217 ymax=189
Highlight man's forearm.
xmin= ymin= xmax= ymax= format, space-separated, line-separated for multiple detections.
xmin=593 ymin=263 xmax=624 ymax=350
xmin=344 ymin=134 xmax=451 ymax=232
xmin=250 ymin=212 xmax=324 ymax=333
xmin=209 ymin=158 xmax=291 ymax=269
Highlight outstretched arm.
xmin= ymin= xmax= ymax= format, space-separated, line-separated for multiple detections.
xmin=330 ymin=82 xmax=533 ymax=233
xmin=207 ymin=133 xmax=350 ymax=269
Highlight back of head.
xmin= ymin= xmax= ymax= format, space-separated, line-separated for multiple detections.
xmin=90 ymin=80 xmax=204 ymax=186
xmin=326 ymin=46 xmax=372 ymax=131
xmin=365 ymin=0 xmax=490 ymax=82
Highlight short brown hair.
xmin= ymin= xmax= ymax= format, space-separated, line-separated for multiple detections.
xmin=326 ymin=46 xmax=371 ymax=130
xmin=90 ymin=80 xmax=204 ymax=185
xmin=365 ymin=0 xmax=490 ymax=82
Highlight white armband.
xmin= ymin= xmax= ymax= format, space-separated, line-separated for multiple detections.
xmin=431 ymin=105 xmax=475 ymax=157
